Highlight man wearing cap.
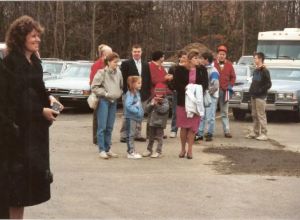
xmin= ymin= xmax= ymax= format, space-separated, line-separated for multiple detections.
xmin=214 ymin=45 xmax=236 ymax=138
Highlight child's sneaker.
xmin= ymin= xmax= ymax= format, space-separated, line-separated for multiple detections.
xmin=142 ymin=150 xmax=152 ymax=157
xmin=99 ymin=151 xmax=109 ymax=159
xmin=169 ymin=131 xmax=177 ymax=138
xmin=150 ymin=152 xmax=161 ymax=158
xmin=256 ymin=134 xmax=268 ymax=141
xmin=107 ymin=150 xmax=118 ymax=158
xmin=127 ymin=152 xmax=142 ymax=159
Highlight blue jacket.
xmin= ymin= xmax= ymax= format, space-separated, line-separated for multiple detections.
xmin=124 ymin=91 xmax=144 ymax=121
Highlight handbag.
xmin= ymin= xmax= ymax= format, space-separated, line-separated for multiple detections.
xmin=87 ymin=93 xmax=99 ymax=109
xmin=203 ymin=90 xmax=212 ymax=107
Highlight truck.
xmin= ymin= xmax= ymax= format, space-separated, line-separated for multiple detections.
xmin=257 ymin=28 xmax=300 ymax=65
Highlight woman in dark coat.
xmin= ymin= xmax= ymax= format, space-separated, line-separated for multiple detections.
xmin=172 ymin=50 xmax=208 ymax=159
xmin=3 ymin=15 xmax=63 ymax=219
xmin=0 ymin=58 xmax=13 ymax=219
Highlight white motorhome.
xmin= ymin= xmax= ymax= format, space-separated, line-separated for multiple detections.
xmin=257 ymin=28 xmax=300 ymax=65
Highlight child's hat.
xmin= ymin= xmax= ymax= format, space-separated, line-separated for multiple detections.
xmin=154 ymin=83 xmax=167 ymax=95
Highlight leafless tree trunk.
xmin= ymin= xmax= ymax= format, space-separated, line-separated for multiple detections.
xmin=90 ymin=2 xmax=96 ymax=60
xmin=242 ymin=1 xmax=246 ymax=55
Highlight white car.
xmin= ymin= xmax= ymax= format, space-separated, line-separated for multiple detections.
xmin=45 ymin=61 xmax=93 ymax=108
xmin=233 ymin=64 xmax=254 ymax=86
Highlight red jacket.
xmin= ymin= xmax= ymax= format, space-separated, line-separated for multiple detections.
xmin=214 ymin=60 xmax=236 ymax=91
xmin=89 ymin=58 xmax=105 ymax=85
xmin=149 ymin=61 xmax=170 ymax=96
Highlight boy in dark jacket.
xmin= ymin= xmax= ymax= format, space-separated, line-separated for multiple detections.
xmin=246 ymin=52 xmax=272 ymax=141
xmin=143 ymin=83 xmax=169 ymax=158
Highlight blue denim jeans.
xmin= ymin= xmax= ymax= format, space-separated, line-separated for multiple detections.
xmin=170 ymin=91 xmax=178 ymax=133
xmin=198 ymin=96 xmax=218 ymax=136
xmin=125 ymin=118 xmax=138 ymax=154
xmin=219 ymin=90 xmax=230 ymax=133
xmin=97 ymin=98 xmax=117 ymax=152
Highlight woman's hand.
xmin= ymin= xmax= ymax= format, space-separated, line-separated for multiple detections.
xmin=49 ymin=96 xmax=64 ymax=111
xmin=164 ymin=74 xmax=173 ymax=81
xmin=43 ymin=107 xmax=59 ymax=122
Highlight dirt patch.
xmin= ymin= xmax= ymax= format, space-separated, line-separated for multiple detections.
xmin=203 ymin=147 xmax=300 ymax=177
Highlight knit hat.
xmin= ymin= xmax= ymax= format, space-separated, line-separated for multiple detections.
xmin=154 ymin=83 xmax=167 ymax=96
xmin=217 ymin=45 xmax=228 ymax=53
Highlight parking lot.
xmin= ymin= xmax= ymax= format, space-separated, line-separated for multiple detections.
xmin=26 ymin=109 xmax=300 ymax=219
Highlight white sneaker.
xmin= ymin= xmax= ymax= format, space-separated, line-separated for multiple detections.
xmin=150 ymin=152 xmax=161 ymax=158
xmin=107 ymin=150 xmax=118 ymax=158
xmin=169 ymin=132 xmax=177 ymax=138
xmin=245 ymin=132 xmax=258 ymax=139
xmin=142 ymin=150 xmax=152 ymax=157
xmin=99 ymin=151 xmax=109 ymax=159
xmin=127 ymin=152 xmax=142 ymax=159
xmin=256 ymin=134 xmax=268 ymax=141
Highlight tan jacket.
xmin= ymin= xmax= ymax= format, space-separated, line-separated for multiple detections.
xmin=91 ymin=66 xmax=123 ymax=102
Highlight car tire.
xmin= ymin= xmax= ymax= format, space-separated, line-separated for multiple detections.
xmin=232 ymin=108 xmax=246 ymax=121
xmin=295 ymin=106 xmax=300 ymax=123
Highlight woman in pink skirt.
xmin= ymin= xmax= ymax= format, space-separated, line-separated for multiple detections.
xmin=172 ymin=50 xmax=208 ymax=159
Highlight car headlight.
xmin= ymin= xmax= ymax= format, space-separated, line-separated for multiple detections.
xmin=232 ymin=91 xmax=242 ymax=99
xmin=277 ymin=92 xmax=297 ymax=100
xmin=69 ymin=89 xmax=83 ymax=95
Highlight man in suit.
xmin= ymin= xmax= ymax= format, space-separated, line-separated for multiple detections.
xmin=120 ymin=44 xmax=151 ymax=142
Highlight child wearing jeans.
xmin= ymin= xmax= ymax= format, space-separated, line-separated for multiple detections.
xmin=143 ymin=83 xmax=169 ymax=158
xmin=124 ymin=76 xmax=144 ymax=159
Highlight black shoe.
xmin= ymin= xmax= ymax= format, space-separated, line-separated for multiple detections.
xmin=163 ymin=135 xmax=167 ymax=139
xmin=194 ymin=136 xmax=203 ymax=141
xmin=135 ymin=137 xmax=147 ymax=142
xmin=186 ymin=154 xmax=193 ymax=159
xmin=224 ymin=133 xmax=232 ymax=138
xmin=120 ymin=138 xmax=126 ymax=143
xmin=205 ymin=134 xmax=213 ymax=142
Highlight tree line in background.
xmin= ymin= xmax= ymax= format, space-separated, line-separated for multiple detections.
xmin=0 ymin=1 xmax=300 ymax=61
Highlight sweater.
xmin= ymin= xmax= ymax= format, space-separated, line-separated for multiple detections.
xmin=173 ymin=65 xmax=208 ymax=107
xmin=91 ymin=66 xmax=123 ymax=102
xmin=213 ymin=60 xmax=236 ymax=91
xmin=149 ymin=61 xmax=170 ymax=96
xmin=89 ymin=58 xmax=105 ymax=85
xmin=249 ymin=66 xmax=272 ymax=98
xmin=124 ymin=91 xmax=144 ymax=121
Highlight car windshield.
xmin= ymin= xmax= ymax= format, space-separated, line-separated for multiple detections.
xmin=62 ymin=64 xmax=91 ymax=78
xmin=269 ymin=68 xmax=300 ymax=81
xmin=257 ymin=41 xmax=300 ymax=60
xmin=237 ymin=56 xmax=253 ymax=65
xmin=234 ymin=66 xmax=248 ymax=76
xmin=42 ymin=62 xmax=63 ymax=75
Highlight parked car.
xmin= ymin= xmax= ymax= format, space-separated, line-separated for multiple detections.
xmin=229 ymin=65 xmax=300 ymax=121
xmin=45 ymin=61 xmax=93 ymax=108
xmin=0 ymin=42 xmax=7 ymax=60
xmin=233 ymin=64 xmax=254 ymax=86
xmin=163 ymin=61 xmax=175 ymax=73
xmin=42 ymin=59 xmax=73 ymax=81
xmin=237 ymin=55 xmax=254 ymax=66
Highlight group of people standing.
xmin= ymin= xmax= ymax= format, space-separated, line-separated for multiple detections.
xmin=0 ymin=15 xmax=272 ymax=219
xmin=89 ymin=43 xmax=238 ymax=160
